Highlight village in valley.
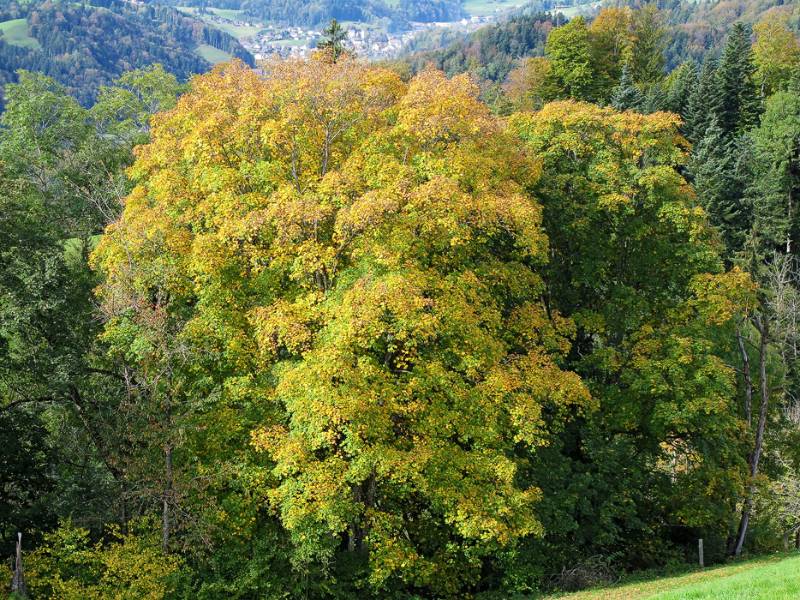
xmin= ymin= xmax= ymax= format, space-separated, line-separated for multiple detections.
xmin=184 ymin=7 xmax=503 ymax=61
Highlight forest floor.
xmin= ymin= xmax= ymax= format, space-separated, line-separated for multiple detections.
xmin=546 ymin=552 xmax=800 ymax=599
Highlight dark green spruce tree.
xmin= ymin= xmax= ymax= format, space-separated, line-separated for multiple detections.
xmin=611 ymin=62 xmax=643 ymax=111
xmin=685 ymin=57 xmax=720 ymax=143
xmin=689 ymin=119 xmax=753 ymax=257
xmin=716 ymin=22 xmax=762 ymax=137
xmin=665 ymin=60 xmax=698 ymax=121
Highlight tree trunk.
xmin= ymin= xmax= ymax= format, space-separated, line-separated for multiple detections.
xmin=162 ymin=444 xmax=173 ymax=553
xmin=732 ymin=317 xmax=769 ymax=557
xmin=736 ymin=324 xmax=752 ymax=426
xmin=11 ymin=532 xmax=27 ymax=598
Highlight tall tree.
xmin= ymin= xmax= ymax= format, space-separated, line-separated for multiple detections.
xmin=510 ymin=102 xmax=747 ymax=572
xmin=317 ymin=18 xmax=349 ymax=62
xmin=724 ymin=89 xmax=800 ymax=557
xmin=685 ymin=57 xmax=719 ymax=143
xmin=664 ymin=60 xmax=698 ymax=121
xmin=610 ymin=62 xmax=642 ymax=111
xmin=716 ymin=22 xmax=761 ymax=137
xmin=689 ymin=120 xmax=752 ymax=255
xmin=92 ymin=60 xmax=592 ymax=595
xmin=747 ymin=91 xmax=800 ymax=258
xmin=630 ymin=4 xmax=666 ymax=87
xmin=503 ymin=57 xmax=555 ymax=111
xmin=589 ymin=7 xmax=634 ymax=102
xmin=544 ymin=16 xmax=597 ymax=102
xmin=752 ymin=15 xmax=800 ymax=97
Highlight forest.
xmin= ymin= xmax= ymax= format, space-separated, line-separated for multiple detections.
xmin=3 ymin=1 xmax=800 ymax=598
xmin=0 ymin=0 xmax=253 ymax=106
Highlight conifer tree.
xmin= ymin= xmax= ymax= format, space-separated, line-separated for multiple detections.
xmin=685 ymin=57 xmax=719 ymax=143
xmin=664 ymin=60 xmax=698 ymax=120
xmin=716 ymin=22 xmax=761 ymax=137
xmin=641 ymin=82 xmax=667 ymax=114
xmin=610 ymin=62 xmax=642 ymax=111
xmin=318 ymin=18 xmax=348 ymax=62
xmin=630 ymin=4 xmax=666 ymax=86
xmin=689 ymin=119 xmax=752 ymax=255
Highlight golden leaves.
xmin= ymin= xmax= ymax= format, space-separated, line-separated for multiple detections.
xmin=96 ymin=59 xmax=601 ymax=585
xmin=690 ymin=267 xmax=758 ymax=325
xmin=397 ymin=69 xmax=492 ymax=146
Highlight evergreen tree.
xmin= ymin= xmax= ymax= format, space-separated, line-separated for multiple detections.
xmin=685 ymin=57 xmax=719 ymax=143
xmin=689 ymin=120 xmax=752 ymax=256
xmin=641 ymin=82 xmax=668 ymax=114
xmin=611 ymin=62 xmax=642 ymax=111
xmin=630 ymin=4 xmax=666 ymax=86
xmin=317 ymin=18 xmax=348 ymax=62
xmin=664 ymin=60 xmax=698 ymax=120
xmin=716 ymin=22 xmax=761 ymax=136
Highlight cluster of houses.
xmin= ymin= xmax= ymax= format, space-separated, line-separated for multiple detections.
xmin=244 ymin=25 xmax=320 ymax=60
xmin=244 ymin=15 xmax=496 ymax=61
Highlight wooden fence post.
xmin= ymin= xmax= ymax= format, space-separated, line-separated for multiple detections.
xmin=698 ymin=538 xmax=704 ymax=568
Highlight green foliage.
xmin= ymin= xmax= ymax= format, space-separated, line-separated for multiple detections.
xmin=544 ymin=16 xmax=597 ymax=101
xmin=685 ymin=58 xmax=720 ymax=143
xmin=611 ymin=62 xmax=642 ymax=111
xmin=510 ymin=101 xmax=748 ymax=570
xmin=747 ymin=90 xmax=800 ymax=257
xmin=24 ymin=519 xmax=183 ymax=599
xmin=630 ymin=4 xmax=667 ymax=86
xmin=663 ymin=60 xmax=697 ymax=120
xmin=688 ymin=121 xmax=752 ymax=255
xmin=715 ymin=22 xmax=762 ymax=137
xmin=5 ymin=7 xmax=800 ymax=596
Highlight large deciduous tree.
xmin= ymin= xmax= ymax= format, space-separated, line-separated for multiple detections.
xmin=92 ymin=60 xmax=592 ymax=594
xmin=509 ymin=102 xmax=749 ymax=569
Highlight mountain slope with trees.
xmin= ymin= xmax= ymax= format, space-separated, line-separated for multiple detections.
xmin=0 ymin=0 xmax=254 ymax=105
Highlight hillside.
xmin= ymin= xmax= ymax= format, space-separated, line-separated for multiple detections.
xmin=402 ymin=0 xmax=800 ymax=86
xmin=614 ymin=0 xmax=800 ymax=68
xmin=404 ymin=10 xmax=563 ymax=82
xmin=0 ymin=0 xmax=254 ymax=105
xmin=401 ymin=0 xmax=603 ymax=83
xmin=176 ymin=0 xmax=465 ymax=29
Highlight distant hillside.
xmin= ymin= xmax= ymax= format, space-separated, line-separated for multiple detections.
xmin=403 ymin=8 xmax=566 ymax=83
xmin=0 ymin=0 xmax=254 ymax=105
xmin=402 ymin=0 xmax=800 ymax=87
xmin=611 ymin=0 xmax=800 ymax=68
xmin=177 ymin=0 xmax=464 ymax=30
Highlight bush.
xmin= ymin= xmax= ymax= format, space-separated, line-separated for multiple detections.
xmin=24 ymin=518 xmax=182 ymax=599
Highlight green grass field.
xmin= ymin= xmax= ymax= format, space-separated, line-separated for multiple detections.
xmin=557 ymin=1 xmax=602 ymax=18
xmin=195 ymin=44 xmax=234 ymax=64
xmin=462 ymin=0 xmax=528 ymax=17
xmin=177 ymin=7 xmax=260 ymax=39
xmin=207 ymin=7 xmax=245 ymax=21
xmin=548 ymin=553 xmax=800 ymax=599
xmin=0 ymin=18 xmax=41 ymax=50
